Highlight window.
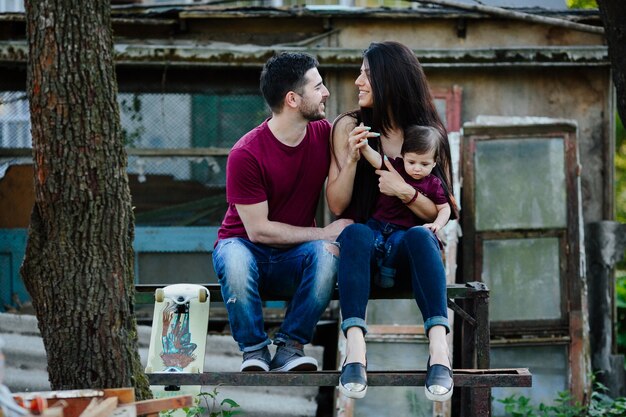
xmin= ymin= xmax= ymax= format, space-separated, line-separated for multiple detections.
xmin=461 ymin=118 xmax=585 ymax=407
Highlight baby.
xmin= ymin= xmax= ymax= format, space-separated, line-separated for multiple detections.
xmin=360 ymin=125 xmax=452 ymax=288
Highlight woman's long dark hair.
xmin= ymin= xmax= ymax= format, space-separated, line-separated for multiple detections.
xmin=343 ymin=41 xmax=458 ymax=222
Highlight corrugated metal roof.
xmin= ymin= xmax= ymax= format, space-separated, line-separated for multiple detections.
xmin=107 ymin=3 xmax=600 ymax=22
xmin=0 ymin=41 xmax=609 ymax=68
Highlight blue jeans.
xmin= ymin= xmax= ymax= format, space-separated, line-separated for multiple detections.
xmin=212 ymin=238 xmax=338 ymax=352
xmin=336 ymin=223 xmax=449 ymax=337
xmin=366 ymin=218 xmax=407 ymax=288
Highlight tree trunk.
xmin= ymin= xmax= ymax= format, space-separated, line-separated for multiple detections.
xmin=22 ymin=0 xmax=151 ymax=399
xmin=597 ymin=0 xmax=626 ymax=122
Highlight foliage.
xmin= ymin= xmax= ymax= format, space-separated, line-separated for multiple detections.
xmin=160 ymin=388 xmax=242 ymax=417
xmin=566 ymin=0 xmax=597 ymax=8
xmin=616 ymin=114 xmax=626 ymax=225
xmin=498 ymin=385 xmax=626 ymax=417
xmin=498 ymin=391 xmax=585 ymax=417
xmin=617 ymin=274 xmax=626 ymax=355
xmin=120 ymin=94 xmax=145 ymax=147
xmin=615 ymin=114 xmax=626 ymax=277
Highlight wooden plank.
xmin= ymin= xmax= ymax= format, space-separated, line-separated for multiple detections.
xmin=132 ymin=395 xmax=194 ymax=416
xmin=147 ymin=368 xmax=531 ymax=388
xmin=135 ymin=282 xmax=490 ymax=303
xmin=102 ymin=388 xmax=135 ymax=404
xmin=79 ymin=398 xmax=118 ymax=417
xmin=13 ymin=388 xmax=135 ymax=417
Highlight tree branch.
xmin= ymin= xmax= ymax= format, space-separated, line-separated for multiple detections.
xmin=410 ymin=0 xmax=604 ymax=34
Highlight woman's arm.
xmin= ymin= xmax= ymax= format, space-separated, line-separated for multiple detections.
xmin=326 ymin=116 xmax=371 ymax=216
xmin=376 ymin=158 xmax=438 ymax=221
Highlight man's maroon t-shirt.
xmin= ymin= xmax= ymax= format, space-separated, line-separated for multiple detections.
xmin=217 ymin=119 xmax=332 ymax=241
xmin=371 ymin=156 xmax=448 ymax=229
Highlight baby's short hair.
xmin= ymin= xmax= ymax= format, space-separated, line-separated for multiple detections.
xmin=401 ymin=125 xmax=443 ymax=157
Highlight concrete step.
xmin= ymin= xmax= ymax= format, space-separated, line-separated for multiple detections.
xmin=0 ymin=313 xmax=322 ymax=416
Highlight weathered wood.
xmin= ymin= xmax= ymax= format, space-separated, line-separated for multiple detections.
xmin=146 ymin=368 xmax=531 ymax=388
xmin=585 ymin=221 xmax=626 ymax=398
xmin=413 ymin=0 xmax=604 ymax=34
xmin=138 ymin=281 xmax=527 ymax=416
xmin=135 ymin=281 xmax=489 ymax=303
xmin=13 ymin=388 xmax=135 ymax=417
xmin=132 ymin=395 xmax=194 ymax=415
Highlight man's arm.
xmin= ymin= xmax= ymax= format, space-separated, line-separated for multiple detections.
xmin=237 ymin=201 xmax=352 ymax=247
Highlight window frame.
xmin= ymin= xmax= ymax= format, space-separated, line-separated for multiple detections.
xmin=462 ymin=125 xmax=580 ymax=334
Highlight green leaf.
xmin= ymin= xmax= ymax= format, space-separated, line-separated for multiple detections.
xmin=220 ymin=399 xmax=240 ymax=408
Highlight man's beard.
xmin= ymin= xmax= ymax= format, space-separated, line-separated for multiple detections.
xmin=299 ymin=100 xmax=325 ymax=121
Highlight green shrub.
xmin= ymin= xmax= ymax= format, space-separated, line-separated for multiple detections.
xmin=160 ymin=387 xmax=243 ymax=417
xmin=497 ymin=384 xmax=626 ymax=417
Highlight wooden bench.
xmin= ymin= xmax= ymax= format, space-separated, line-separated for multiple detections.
xmin=135 ymin=281 xmax=531 ymax=416
xmin=135 ymin=281 xmax=531 ymax=417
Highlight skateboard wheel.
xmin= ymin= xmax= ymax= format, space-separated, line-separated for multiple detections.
xmin=145 ymin=366 xmax=153 ymax=373
xmin=155 ymin=288 xmax=164 ymax=303
xmin=198 ymin=289 xmax=208 ymax=303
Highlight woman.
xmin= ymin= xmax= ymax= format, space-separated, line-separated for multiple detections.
xmin=327 ymin=41 xmax=457 ymax=402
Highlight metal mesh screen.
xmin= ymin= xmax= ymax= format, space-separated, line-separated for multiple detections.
xmin=0 ymin=90 xmax=269 ymax=226
xmin=0 ymin=92 xmax=30 ymax=149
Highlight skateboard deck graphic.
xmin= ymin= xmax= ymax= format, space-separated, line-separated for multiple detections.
xmin=145 ymin=284 xmax=210 ymax=408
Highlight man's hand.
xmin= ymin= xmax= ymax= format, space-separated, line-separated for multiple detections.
xmin=322 ymin=218 xmax=354 ymax=241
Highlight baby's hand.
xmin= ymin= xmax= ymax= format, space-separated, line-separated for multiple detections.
xmin=424 ymin=222 xmax=442 ymax=233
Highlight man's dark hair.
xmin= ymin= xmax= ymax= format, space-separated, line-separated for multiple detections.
xmin=260 ymin=52 xmax=319 ymax=113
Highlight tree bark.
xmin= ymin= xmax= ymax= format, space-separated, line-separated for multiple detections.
xmin=22 ymin=0 xmax=151 ymax=399
xmin=597 ymin=0 xmax=626 ymax=123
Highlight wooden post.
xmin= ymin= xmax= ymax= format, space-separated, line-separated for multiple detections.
xmin=585 ymin=221 xmax=626 ymax=398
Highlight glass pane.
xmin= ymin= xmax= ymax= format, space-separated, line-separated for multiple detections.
xmin=137 ymin=252 xmax=215 ymax=284
xmin=434 ymin=97 xmax=447 ymax=128
xmin=475 ymin=138 xmax=566 ymax=230
xmin=353 ymin=341 xmax=433 ymax=416
xmin=482 ymin=238 xmax=561 ymax=321
xmin=491 ymin=345 xmax=568 ymax=417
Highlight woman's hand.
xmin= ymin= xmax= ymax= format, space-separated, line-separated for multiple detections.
xmin=375 ymin=156 xmax=414 ymax=200
xmin=347 ymin=123 xmax=374 ymax=164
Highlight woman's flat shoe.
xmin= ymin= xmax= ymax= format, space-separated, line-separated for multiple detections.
xmin=425 ymin=357 xmax=453 ymax=402
xmin=339 ymin=362 xmax=368 ymax=399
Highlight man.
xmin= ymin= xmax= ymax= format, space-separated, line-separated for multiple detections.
xmin=212 ymin=52 xmax=352 ymax=372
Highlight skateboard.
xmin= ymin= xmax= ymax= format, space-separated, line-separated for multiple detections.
xmin=145 ymin=284 xmax=210 ymax=409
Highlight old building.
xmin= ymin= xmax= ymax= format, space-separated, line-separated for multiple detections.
xmin=0 ymin=2 xmax=612 ymax=416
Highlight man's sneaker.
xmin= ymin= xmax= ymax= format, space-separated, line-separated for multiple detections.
xmin=270 ymin=340 xmax=318 ymax=372
xmin=240 ymin=346 xmax=271 ymax=372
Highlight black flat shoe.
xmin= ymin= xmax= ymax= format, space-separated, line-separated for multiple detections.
xmin=425 ymin=357 xmax=453 ymax=402
xmin=339 ymin=362 xmax=368 ymax=399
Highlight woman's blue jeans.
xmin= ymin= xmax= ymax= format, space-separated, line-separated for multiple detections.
xmin=336 ymin=223 xmax=449 ymax=337
xmin=212 ymin=238 xmax=338 ymax=352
